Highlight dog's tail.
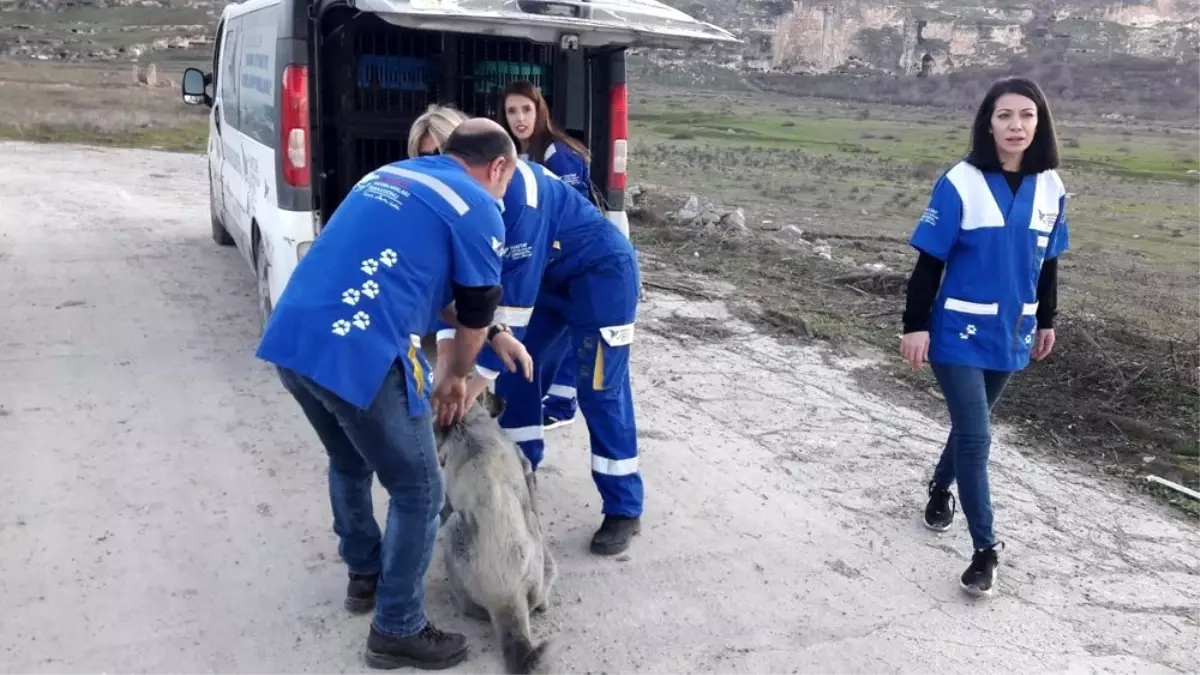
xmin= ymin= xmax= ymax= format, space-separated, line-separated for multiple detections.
xmin=491 ymin=597 xmax=555 ymax=674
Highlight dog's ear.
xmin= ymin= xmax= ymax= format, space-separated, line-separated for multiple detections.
xmin=483 ymin=390 xmax=506 ymax=419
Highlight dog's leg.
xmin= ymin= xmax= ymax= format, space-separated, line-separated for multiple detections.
xmin=444 ymin=512 xmax=491 ymax=622
xmin=531 ymin=546 xmax=557 ymax=613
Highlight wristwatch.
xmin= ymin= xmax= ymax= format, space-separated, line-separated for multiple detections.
xmin=487 ymin=323 xmax=511 ymax=342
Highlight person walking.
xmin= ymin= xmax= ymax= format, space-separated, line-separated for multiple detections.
xmin=499 ymin=80 xmax=595 ymax=430
xmin=899 ymin=76 xmax=1069 ymax=598
xmin=255 ymin=118 xmax=525 ymax=669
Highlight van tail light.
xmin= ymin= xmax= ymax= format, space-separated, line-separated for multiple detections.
xmin=281 ymin=64 xmax=310 ymax=188
xmin=608 ymin=82 xmax=628 ymax=192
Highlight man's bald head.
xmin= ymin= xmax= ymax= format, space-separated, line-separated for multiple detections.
xmin=443 ymin=117 xmax=518 ymax=199
xmin=442 ymin=117 xmax=517 ymax=168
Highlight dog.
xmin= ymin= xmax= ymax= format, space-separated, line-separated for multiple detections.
xmin=433 ymin=390 xmax=558 ymax=675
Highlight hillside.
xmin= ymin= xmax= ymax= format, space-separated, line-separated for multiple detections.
xmin=2 ymin=0 xmax=1198 ymax=119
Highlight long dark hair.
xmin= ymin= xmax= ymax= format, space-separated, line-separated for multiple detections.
xmin=965 ymin=76 xmax=1060 ymax=173
xmin=498 ymin=80 xmax=591 ymax=165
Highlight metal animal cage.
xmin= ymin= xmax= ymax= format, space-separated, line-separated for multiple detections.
xmin=319 ymin=11 xmax=562 ymax=215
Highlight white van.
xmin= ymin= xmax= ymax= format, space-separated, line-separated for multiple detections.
xmin=181 ymin=0 xmax=736 ymax=328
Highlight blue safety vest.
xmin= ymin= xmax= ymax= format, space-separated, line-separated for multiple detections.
xmin=909 ymin=160 xmax=1070 ymax=372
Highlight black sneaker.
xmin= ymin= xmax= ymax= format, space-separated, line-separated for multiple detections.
xmin=345 ymin=572 xmax=378 ymax=614
xmin=589 ymin=515 xmax=641 ymax=555
xmin=923 ymin=481 xmax=956 ymax=532
xmin=364 ymin=622 xmax=469 ymax=670
xmin=960 ymin=542 xmax=1005 ymax=598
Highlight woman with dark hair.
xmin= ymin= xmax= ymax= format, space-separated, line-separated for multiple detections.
xmin=499 ymin=80 xmax=595 ymax=430
xmin=899 ymin=76 xmax=1070 ymax=598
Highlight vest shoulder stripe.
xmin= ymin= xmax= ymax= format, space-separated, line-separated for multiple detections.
xmin=515 ymin=159 xmax=539 ymax=208
xmin=376 ymin=166 xmax=471 ymax=215
xmin=945 ymin=161 xmax=1004 ymax=231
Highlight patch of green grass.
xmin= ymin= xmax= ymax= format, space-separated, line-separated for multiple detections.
xmin=0 ymin=121 xmax=207 ymax=154
xmin=630 ymin=105 xmax=1200 ymax=183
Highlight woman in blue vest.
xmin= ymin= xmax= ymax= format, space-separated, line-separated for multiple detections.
xmin=899 ymin=76 xmax=1069 ymax=598
xmin=499 ymin=80 xmax=595 ymax=430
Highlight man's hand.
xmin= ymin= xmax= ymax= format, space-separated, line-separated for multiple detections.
xmin=899 ymin=330 xmax=930 ymax=370
xmin=1031 ymin=328 xmax=1056 ymax=360
xmin=490 ymin=331 xmax=534 ymax=381
xmin=432 ymin=371 xmax=470 ymax=427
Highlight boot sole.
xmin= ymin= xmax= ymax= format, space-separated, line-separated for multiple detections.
xmin=922 ymin=519 xmax=952 ymax=532
xmin=364 ymin=646 xmax=469 ymax=671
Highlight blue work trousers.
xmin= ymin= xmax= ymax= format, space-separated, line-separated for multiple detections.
xmin=495 ymin=251 xmax=643 ymax=517
xmin=929 ymin=361 xmax=1013 ymax=551
xmin=277 ymin=362 xmax=441 ymax=639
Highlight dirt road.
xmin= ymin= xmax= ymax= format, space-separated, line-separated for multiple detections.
xmin=1 ymin=141 xmax=1196 ymax=674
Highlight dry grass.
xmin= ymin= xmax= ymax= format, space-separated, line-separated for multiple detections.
xmin=0 ymin=59 xmax=207 ymax=150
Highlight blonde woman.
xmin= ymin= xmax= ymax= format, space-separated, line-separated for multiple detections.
xmin=408 ymin=104 xmax=470 ymax=158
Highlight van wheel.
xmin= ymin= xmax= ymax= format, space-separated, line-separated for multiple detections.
xmin=254 ymin=233 xmax=273 ymax=333
xmin=210 ymin=177 xmax=234 ymax=247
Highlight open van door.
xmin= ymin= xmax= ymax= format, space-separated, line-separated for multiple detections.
xmin=352 ymin=0 xmax=740 ymax=49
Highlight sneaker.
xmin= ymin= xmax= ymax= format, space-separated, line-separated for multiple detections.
xmin=923 ymin=480 xmax=956 ymax=532
xmin=542 ymin=414 xmax=576 ymax=431
xmin=960 ymin=542 xmax=1005 ymax=598
xmin=345 ymin=572 xmax=378 ymax=614
xmin=364 ymin=623 xmax=469 ymax=670
xmin=589 ymin=515 xmax=641 ymax=555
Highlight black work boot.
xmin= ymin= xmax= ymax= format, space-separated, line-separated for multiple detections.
xmin=589 ymin=515 xmax=641 ymax=555
xmin=923 ymin=480 xmax=957 ymax=532
xmin=364 ymin=622 xmax=469 ymax=670
xmin=345 ymin=572 xmax=378 ymax=614
xmin=960 ymin=541 xmax=1005 ymax=598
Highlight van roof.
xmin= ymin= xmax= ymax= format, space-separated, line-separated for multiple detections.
xmin=354 ymin=0 xmax=740 ymax=50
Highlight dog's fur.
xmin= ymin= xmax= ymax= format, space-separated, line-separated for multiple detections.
xmin=433 ymin=391 xmax=558 ymax=675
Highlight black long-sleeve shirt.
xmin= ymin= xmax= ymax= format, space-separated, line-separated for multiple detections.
xmin=901 ymin=169 xmax=1059 ymax=334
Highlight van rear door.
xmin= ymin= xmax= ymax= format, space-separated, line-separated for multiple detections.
xmin=352 ymin=0 xmax=739 ymax=49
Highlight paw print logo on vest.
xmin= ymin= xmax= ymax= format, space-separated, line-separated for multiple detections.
xmin=342 ymin=288 xmax=361 ymax=306
xmin=332 ymin=319 xmax=352 ymax=336
xmin=352 ymin=311 xmax=371 ymax=330
xmin=361 ymin=280 xmax=380 ymax=299
xmin=1024 ymin=333 xmax=1034 ymax=345
xmin=379 ymin=249 xmax=398 ymax=268
xmin=959 ymin=324 xmax=977 ymax=340
xmin=361 ymin=258 xmax=380 ymax=275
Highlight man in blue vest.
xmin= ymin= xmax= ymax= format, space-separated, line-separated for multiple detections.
xmin=434 ymin=157 xmax=644 ymax=557
xmin=256 ymin=118 xmax=529 ymax=670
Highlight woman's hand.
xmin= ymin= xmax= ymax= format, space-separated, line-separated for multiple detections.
xmin=490 ymin=331 xmax=534 ymax=382
xmin=1031 ymin=328 xmax=1056 ymax=360
xmin=899 ymin=331 xmax=930 ymax=370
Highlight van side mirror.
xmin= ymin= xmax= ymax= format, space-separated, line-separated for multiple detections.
xmin=181 ymin=67 xmax=212 ymax=107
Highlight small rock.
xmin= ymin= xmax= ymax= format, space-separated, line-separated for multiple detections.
xmin=719 ymin=208 xmax=747 ymax=232
xmin=813 ymin=238 xmax=829 ymax=247
xmin=675 ymin=195 xmax=701 ymax=221
xmin=814 ymin=244 xmax=832 ymax=258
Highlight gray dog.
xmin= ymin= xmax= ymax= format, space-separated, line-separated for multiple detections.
xmin=433 ymin=390 xmax=558 ymax=675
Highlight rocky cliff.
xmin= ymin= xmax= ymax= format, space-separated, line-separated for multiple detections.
xmin=654 ymin=0 xmax=1199 ymax=75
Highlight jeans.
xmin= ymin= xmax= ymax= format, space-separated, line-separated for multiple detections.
xmin=929 ymin=361 xmax=1013 ymax=552
xmin=277 ymin=363 xmax=442 ymax=639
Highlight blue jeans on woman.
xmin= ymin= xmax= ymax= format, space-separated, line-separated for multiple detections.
xmin=277 ymin=362 xmax=443 ymax=639
xmin=929 ymin=361 xmax=1013 ymax=551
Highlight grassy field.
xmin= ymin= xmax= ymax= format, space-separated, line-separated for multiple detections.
xmin=2 ymin=60 xmax=1196 ymax=513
